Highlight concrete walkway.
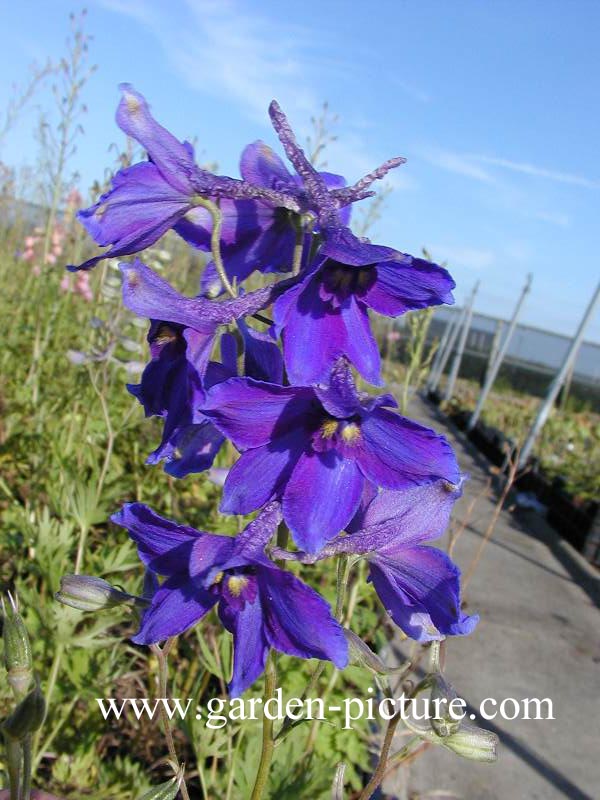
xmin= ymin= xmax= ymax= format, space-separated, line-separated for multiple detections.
xmin=383 ymin=395 xmax=600 ymax=800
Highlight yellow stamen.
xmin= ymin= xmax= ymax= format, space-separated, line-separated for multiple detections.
xmin=154 ymin=325 xmax=178 ymax=345
xmin=227 ymin=575 xmax=249 ymax=597
xmin=212 ymin=571 xmax=224 ymax=585
xmin=341 ymin=423 xmax=361 ymax=444
xmin=321 ymin=419 xmax=339 ymax=439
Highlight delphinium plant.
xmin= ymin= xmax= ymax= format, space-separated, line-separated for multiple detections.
xmin=41 ymin=86 xmax=497 ymax=798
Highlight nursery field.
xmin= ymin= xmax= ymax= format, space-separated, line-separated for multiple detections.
xmin=446 ymin=377 xmax=600 ymax=502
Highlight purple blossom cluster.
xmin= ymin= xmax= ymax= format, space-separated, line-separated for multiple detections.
xmin=75 ymin=86 xmax=477 ymax=696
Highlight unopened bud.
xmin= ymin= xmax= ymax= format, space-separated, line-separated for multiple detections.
xmin=3 ymin=683 xmax=46 ymax=741
xmin=429 ymin=673 xmax=462 ymax=737
xmin=2 ymin=593 xmax=33 ymax=698
xmin=344 ymin=630 xmax=409 ymax=677
xmin=55 ymin=575 xmax=147 ymax=612
xmin=440 ymin=720 xmax=498 ymax=762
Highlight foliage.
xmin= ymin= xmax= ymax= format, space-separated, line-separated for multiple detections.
xmin=448 ymin=378 xmax=600 ymax=500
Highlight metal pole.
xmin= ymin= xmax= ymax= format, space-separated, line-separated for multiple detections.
xmin=483 ymin=320 xmax=504 ymax=387
xmin=429 ymin=306 xmax=465 ymax=393
xmin=426 ymin=308 xmax=458 ymax=392
xmin=467 ymin=274 xmax=532 ymax=431
xmin=519 ymin=280 xmax=600 ymax=467
xmin=443 ymin=281 xmax=479 ymax=403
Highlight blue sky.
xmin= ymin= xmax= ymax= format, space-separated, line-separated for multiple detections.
xmin=1 ymin=0 xmax=599 ymax=340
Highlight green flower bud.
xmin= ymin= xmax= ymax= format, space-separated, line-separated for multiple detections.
xmin=344 ymin=629 xmax=410 ymax=677
xmin=2 ymin=683 xmax=46 ymax=741
xmin=55 ymin=575 xmax=147 ymax=612
xmin=429 ymin=673 xmax=462 ymax=737
xmin=2 ymin=593 xmax=33 ymax=699
xmin=440 ymin=720 xmax=498 ymax=762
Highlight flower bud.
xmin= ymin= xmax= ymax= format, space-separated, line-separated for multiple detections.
xmin=440 ymin=720 xmax=498 ymax=763
xmin=344 ymin=630 xmax=409 ymax=677
xmin=2 ymin=593 xmax=33 ymax=699
xmin=55 ymin=575 xmax=146 ymax=612
xmin=429 ymin=673 xmax=462 ymax=737
xmin=2 ymin=683 xmax=46 ymax=741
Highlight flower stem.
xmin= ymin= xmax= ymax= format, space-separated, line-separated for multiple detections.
xmin=33 ymin=642 xmax=64 ymax=759
xmin=151 ymin=639 xmax=191 ymax=800
xmin=292 ymin=221 xmax=304 ymax=276
xmin=357 ymin=711 xmax=404 ymax=800
xmin=250 ymin=652 xmax=277 ymax=800
xmin=6 ymin=737 xmax=22 ymax=800
xmin=193 ymin=197 xmax=237 ymax=298
xmin=21 ymin=737 xmax=32 ymax=800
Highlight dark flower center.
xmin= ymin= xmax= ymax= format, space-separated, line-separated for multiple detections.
xmin=321 ymin=261 xmax=376 ymax=301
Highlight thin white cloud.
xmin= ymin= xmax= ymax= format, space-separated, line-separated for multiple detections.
xmin=473 ymin=155 xmax=600 ymax=189
xmin=417 ymin=147 xmax=495 ymax=183
xmin=419 ymin=144 xmax=599 ymax=189
xmin=96 ymin=0 xmax=415 ymax=192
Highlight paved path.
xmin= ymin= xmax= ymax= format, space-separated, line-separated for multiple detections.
xmin=383 ymin=395 xmax=600 ymax=800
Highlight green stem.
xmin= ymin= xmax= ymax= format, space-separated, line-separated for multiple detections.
xmin=193 ymin=197 xmax=237 ymax=298
xmin=250 ymin=653 xmax=277 ymax=800
xmin=21 ymin=737 xmax=32 ymax=800
xmin=6 ymin=736 xmax=22 ymax=800
xmin=225 ymin=726 xmax=246 ymax=800
xmin=291 ymin=221 xmax=305 ymax=276
xmin=33 ymin=642 xmax=63 ymax=759
xmin=74 ymin=524 xmax=89 ymax=576
xmin=151 ymin=640 xmax=191 ymax=800
xmin=34 ymin=695 xmax=78 ymax=770
xmin=357 ymin=712 xmax=405 ymax=800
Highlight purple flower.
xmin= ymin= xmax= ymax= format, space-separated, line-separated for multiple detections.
xmin=123 ymin=260 xmax=286 ymax=476
xmin=275 ymin=480 xmax=478 ymax=643
xmin=174 ymin=100 xmax=405 ymax=286
xmin=202 ymin=359 xmax=460 ymax=553
xmin=267 ymin=100 xmax=405 ymax=226
xmin=111 ymin=502 xmax=348 ymax=696
xmin=274 ymin=226 xmax=455 ymax=386
xmin=70 ymin=85 xmax=300 ymax=272
xmin=175 ymin=146 xmax=346 ymax=287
